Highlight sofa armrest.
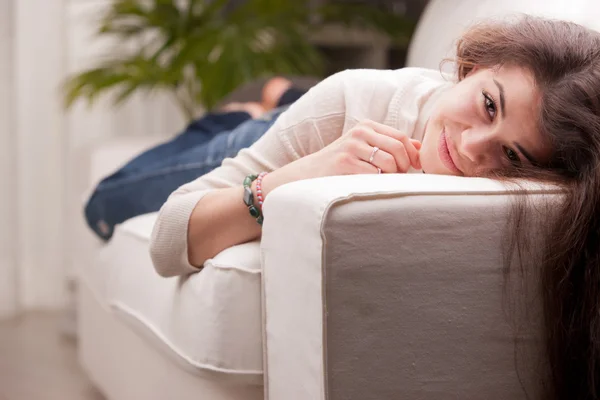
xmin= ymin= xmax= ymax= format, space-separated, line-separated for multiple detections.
xmin=261 ymin=174 xmax=555 ymax=400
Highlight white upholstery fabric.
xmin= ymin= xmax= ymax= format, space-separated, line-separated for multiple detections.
xmin=79 ymin=212 xmax=264 ymax=386
xmin=75 ymin=136 xmax=170 ymax=310
xmin=407 ymin=0 xmax=600 ymax=71
xmin=78 ymin=279 xmax=263 ymax=400
xmin=79 ymin=132 xmax=267 ymax=400
xmin=261 ymin=174 xmax=559 ymax=400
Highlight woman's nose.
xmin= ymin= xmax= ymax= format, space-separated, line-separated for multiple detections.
xmin=459 ymin=128 xmax=494 ymax=164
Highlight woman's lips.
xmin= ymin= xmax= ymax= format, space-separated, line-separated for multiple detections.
xmin=438 ymin=128 xmax=462 ymax=175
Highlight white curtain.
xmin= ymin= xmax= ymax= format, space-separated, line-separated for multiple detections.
xmin=0 ymin=0 xmax=183 ymax=319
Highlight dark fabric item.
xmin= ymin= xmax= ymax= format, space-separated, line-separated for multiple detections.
xmin=277 ymin=87 xmax=307 ymax=108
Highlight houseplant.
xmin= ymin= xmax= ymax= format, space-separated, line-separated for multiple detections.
xmin=64 ymin=0 xmax=416 ymax=121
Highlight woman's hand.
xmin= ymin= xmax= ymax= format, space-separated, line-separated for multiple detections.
xmin=307 ymin=119 xmax=422 ymax=176
xmin=260 ymin=119 xmax=422 ymax=197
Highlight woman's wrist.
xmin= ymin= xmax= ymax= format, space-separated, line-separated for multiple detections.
xmin=258 ymin=160 xmax=311 ymax=201
xmin=255 ymin=170 xmax=281 ymax=201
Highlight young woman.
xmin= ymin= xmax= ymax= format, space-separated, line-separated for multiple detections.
xmin=150 ymin=15 xmax=600 ymax=400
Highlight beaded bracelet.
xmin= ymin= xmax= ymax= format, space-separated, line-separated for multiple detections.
xmin=243 ymin=173 xmax=265 ymax=225
xmin=255 ymin=172 xmax=268 ymax=210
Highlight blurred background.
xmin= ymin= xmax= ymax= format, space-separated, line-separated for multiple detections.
xmin=0 ymin=0 xmax=427 ymax=321
xmin=1 ymin=0 xmax=598 ymax=399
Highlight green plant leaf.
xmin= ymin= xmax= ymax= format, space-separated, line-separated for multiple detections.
xmin=64 ymin=0 xmax=418 ymax=121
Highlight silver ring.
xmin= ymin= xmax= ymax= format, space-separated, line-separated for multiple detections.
xmin=369 ymin=146 xmax=381 ymax=174
xmin=369 ymin=146 xmax=379 ymax=163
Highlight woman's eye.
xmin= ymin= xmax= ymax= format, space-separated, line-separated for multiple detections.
xmin=482 ymin=91 xmax=496 ymax=121
xmin=503 ymin=146 xmax=521 ymax=165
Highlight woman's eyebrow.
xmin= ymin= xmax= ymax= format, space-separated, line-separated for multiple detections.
xmin=493 ymin=79 xmax=506 ymax=118
xmin=514 ymin=142 xmax=539 ymax=166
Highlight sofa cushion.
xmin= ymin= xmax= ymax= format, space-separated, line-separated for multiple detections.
xmin=81 ymin=212 xmax=263 ymax=385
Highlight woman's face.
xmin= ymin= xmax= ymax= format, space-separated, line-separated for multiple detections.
xmin=420 ymin=65 xmax=551 ymax=176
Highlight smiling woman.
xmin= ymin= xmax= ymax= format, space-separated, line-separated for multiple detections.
xmin=420 ymin=64 xmax=548 ymax=176
xmin=150 ymin=15 xmax=600 ymax=400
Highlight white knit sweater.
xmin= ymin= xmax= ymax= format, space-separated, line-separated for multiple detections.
xmin=150 ymin=67 xmax=452 ymax=277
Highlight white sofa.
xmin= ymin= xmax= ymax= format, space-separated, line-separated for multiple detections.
xmin=78 ymin=0 xmax=597 ymax=398
xmin=78 ymin=142 xmax=554 ymax=399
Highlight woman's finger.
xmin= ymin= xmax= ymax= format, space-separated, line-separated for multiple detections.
xmin=361 ymin=120 xmax=421 ymax=169
xmin=361 ymin=141 xmax=399 ymax=173
xmin=411 ymin=139 xmax=422 ymax=169
xmin=355 ymin=125 xmax=416 ymax=172
xmin=356 ymin=159 xmax=384 ymax=175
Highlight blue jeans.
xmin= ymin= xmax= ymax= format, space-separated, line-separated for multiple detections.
xmin=85 ymin=106 xmax=288 ymax=240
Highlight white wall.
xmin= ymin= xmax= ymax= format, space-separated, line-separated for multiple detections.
xmin=14 ymin=0 xmax=70 ymax=314
xmin=0 ymin=0 xmax=18 ymax=317
xmin=0 ymin=0 xmax=184 ymax=319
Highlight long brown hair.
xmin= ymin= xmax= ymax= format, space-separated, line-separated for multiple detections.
xmin=454 ymin=15 xmax=600 ymax=400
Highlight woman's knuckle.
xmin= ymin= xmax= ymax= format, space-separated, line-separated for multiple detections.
xmin=350 ymin=127 xmax=367 ymax=140
xmin=343 ymin=139 xmax=359 ymax=153
xmin=390 ymin=141 xmax=405 ymax=156
xmin=398 ymin=158 xmax=410 ymax=172
xmin=337 ymin=152 xmax=353 ymax=165
xmin=383 ymin=155 xmax=398 ymax=172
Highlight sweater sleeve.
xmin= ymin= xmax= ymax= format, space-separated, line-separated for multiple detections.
xmin=149 ymin=68 xmax=427 ymax=277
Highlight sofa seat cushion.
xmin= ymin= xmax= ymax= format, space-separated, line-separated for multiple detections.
xmin=80 ymin=212 xmax=263 ymax=385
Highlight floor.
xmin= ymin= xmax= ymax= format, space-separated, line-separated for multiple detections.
xmin=0 ymin=312 xmax=105 ymax=400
